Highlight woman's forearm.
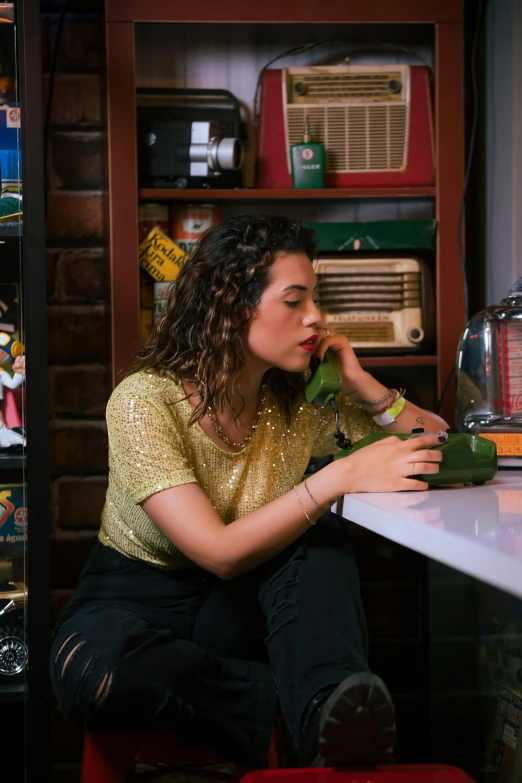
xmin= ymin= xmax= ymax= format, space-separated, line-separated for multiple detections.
xmin=341 ymin=370 xmax=448 ymax=432
xmin=217 ymin=467 xmax=342 ymax=578
xmin=143 ymin=463 xmax=344 ymax=580
xmin=383 ymin=399 xmax=448 ymax=433
xmin=145 ymin=427 xmax=444 ymax=580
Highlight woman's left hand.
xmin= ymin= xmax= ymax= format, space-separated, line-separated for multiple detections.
xmin=314 ymin=327 xmax=365 ymax=392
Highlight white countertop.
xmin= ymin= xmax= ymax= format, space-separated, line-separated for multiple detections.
xmin=339 ymin=471 xmax=522 ymax=598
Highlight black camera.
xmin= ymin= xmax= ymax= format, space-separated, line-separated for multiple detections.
xmin=137 ymin=88 xmax=245 ymax=189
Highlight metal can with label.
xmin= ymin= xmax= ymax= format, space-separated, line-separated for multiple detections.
xmin=170 ymin=204 xmax=221 ymax=255
xmin=154 ymin=282 xmax=173 ymax=321
xmin=139 ymin=203 xmax=170 ymax=242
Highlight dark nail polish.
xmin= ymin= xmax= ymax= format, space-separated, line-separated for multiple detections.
xmin=439 ymin=436 xmax=447 ymax=443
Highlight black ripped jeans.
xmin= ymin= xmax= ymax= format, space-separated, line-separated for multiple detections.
xmin=50 ymin=511 xmax=369 ymax=769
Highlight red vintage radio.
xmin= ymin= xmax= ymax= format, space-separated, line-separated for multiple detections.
xmin=256 ymin=64 xmax=434 ymax=189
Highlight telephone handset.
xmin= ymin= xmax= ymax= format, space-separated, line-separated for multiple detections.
xmin=305 ymin=350 xmax=351 ymax=449
xmin=305 ymin=349 xmax=342 ymax=406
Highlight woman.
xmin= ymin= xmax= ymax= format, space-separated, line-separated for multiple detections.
xmin=50 ymin=214 xmax=447 ymax=769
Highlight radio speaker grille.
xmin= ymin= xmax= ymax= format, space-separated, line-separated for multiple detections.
xmin=332 ymin=322 xmax=395 ymax=342
xmin=287 ymin=104 xmax=408 ymax=173
xmin=317 ymin=270 xmax=421 ymax=312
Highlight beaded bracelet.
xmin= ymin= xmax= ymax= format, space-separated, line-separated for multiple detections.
xmin=293 ymin=485 xmax=316 ymax=526
xmin=303 ymin=477 xmax=327 ymax=512
xmin=366 ymin=388 xmax=405 ymax=417
xmin=372 ymin=394 xmax=407 ymax=426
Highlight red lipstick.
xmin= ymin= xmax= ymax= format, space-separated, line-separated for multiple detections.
xmin=299 ymin=335 xmax=318 ymax=352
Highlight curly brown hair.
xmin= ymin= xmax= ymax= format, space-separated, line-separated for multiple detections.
xmin=132 ymin=213 xmax=317 ymax=426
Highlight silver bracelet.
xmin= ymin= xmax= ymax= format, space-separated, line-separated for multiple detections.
xmin=293 ymin=485 xmax=316 ymax=526
xmin=303 ymin=477 xmax=327 ymax=512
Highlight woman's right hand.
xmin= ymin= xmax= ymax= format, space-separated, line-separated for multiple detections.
xmin=330 ymin=433 xmax=445 ymax=493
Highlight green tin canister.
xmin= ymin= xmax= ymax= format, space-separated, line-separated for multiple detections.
xmin=290 ymin=116 xmax=325 ymax=189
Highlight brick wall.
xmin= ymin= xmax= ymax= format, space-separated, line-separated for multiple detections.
xmin=42 ymin=5 xmax=109 ymax=777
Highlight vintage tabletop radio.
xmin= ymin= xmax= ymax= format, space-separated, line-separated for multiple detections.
xmin=456 ymin=277 xmax=522 ymax=466
xmin=256 ymin=64 xmax=434 ymax=189
xmin=315 ymin=256 xmax=434 ymax=353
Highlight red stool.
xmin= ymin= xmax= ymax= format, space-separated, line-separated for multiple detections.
xmin=81 ymin=727 xmax=280 ymax=783
xmin=241 ymin=765 xmax=478 ymax=783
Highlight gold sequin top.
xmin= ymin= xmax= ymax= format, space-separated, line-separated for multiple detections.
xmin=99 ymin=371 xmax=379 ymax=569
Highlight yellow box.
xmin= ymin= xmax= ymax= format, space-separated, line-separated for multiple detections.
xmin=138 ymin=227 xmax=187 ymax=282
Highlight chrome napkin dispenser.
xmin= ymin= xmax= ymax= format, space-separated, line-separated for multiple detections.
xmin=456 ymin=277 xmax=522 ymax=460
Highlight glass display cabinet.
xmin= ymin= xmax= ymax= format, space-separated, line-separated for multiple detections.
xmin=0 ymin=2 xmax=50 ymax=781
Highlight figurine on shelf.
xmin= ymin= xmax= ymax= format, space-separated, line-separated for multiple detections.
xmin=0 ymin=332 xmax=25 ymax=449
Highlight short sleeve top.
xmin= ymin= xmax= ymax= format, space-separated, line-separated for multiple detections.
xmin=99 ymin=370 xmax=378 ymax=569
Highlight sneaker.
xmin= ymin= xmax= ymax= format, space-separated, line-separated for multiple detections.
xmin=299 ymin=672 xmax=397 ymax=767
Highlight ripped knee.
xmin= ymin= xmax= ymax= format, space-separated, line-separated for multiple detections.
xmin=53 ymin=630 xmax=113 ymax=708
xmin=59 ymin=634 xmax=85 ymax=678
xmin=93 ymin=670 xmax=113 ymax=705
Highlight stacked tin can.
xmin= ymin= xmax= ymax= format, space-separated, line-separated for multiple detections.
xmin=139 ymin=203 xmax=222 ymax=333
xmin=170 ymin=204 xmax=222 ymax=255
xmin=153 ymin=204 xmax=222 ymax=319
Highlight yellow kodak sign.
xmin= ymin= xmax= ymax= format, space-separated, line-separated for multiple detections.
xmin=139 ymin=227 xmax=188 ymax=282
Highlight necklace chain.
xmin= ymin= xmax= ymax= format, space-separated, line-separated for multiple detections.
xmin=206 ymin=385 xmax=267 ymax=449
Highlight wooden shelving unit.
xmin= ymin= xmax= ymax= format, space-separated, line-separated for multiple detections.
xmin=139 ymin=188 xmax=437 ymax=202
xmin=105 ymin=0 xmax=465 ymax=425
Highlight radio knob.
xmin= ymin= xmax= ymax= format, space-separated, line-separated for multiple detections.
xmin=294 ymin=82 xmax=307 ymax=96
xmin=387 ymin=79 xmax=402 ymax=94
xmin=407 ymin=326 xmax=424 ymax=344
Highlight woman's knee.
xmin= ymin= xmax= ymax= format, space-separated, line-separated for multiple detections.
xmin=50 ymin=613 xmax=193 ymax=731
xmin=51 ymin=626 xmax=116 ymax=724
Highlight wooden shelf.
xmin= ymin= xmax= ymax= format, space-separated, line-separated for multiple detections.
xmin=358 ymin=355 xmax=438 ymax=368
xmin=108 ymin=0 xmax=462 ymax=24
xmin=139 ymin=187 xmax=436 ymax=202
